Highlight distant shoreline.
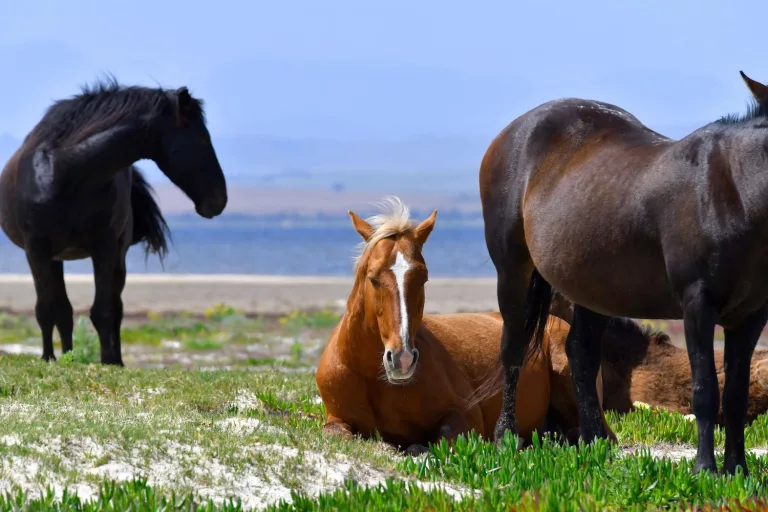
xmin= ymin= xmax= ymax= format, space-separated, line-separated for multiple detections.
xmin=148 ymin=213 xmax=486 ymax=229
xmin=0 ymin=273 xmax=496 ymax=285
xmin=0 ymin=273 xmax=499 ymax=316
xmin=2 ymin=273 xmax=763 ymax=344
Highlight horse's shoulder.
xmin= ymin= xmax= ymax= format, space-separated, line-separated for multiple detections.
xmin=315 ymin=329 xmax=350 ymax=381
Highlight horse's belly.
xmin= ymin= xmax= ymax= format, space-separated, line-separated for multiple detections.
xmin=54 ymin=247 xmax=90 ymax=261
xmin=529 ymin=231 xmax=681 ymax=319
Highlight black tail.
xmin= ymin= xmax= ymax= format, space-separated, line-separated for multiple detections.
xmin=524 ymin=268 xmax=553 ymax=362
xmin=129 ymin=166 xmax=171 ymax=262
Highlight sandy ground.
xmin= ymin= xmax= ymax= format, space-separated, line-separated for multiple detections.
xmin=0 ymin=390 xmax=476 ymax=510
xmin=0 ymin=274 xmax=499 ymax=316
xmin=8 ymin=273 xmax=768 ymax=348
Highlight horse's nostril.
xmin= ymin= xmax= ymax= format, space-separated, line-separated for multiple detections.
xmin=412 ymin=350 xmax=419 ymax=365
xmin=385 ymin=350 xmax=393 ymax=363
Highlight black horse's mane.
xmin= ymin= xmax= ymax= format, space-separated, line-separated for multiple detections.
xmin=717 ymin=98 xmax=768 ymax=125
xmin=598 ymin=315 xmax=672 ymax=370
xmin=25 ymin=75 xmax=206 ymax=147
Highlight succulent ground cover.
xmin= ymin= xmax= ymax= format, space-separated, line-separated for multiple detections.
xmin=0 ymin=307 xmax=766 ymax=511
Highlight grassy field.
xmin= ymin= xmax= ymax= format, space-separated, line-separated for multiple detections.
xmin=1 ymin=307 xmax=768 ymax=511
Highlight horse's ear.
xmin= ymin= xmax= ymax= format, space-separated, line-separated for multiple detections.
xmin=740 ymin=71 xmax=768 ymax=105
xmin=414 ymin=209 xmax=438 ymax=245
xmin=176 ymin=87 xmax=192 ymax=111
xmin=349 ymin=210 xmax=375 ymax=241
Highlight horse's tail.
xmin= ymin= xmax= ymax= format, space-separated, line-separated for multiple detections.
xmin=130 ymin=166 xmax=171 ymax=262
xmin=524 ymin=268 xmax=553 ymax=363
xmin=463 ymin=268 xmax=554 ymax=412
xmin=464 ymin=363 xmax=504 ymax=411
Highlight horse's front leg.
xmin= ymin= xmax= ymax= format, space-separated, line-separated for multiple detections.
xmin=322 ymin=417 xmax=355 ymax=440
xmin=404 ymin=410 xmax=475 ymax=456
xmin=681 ymin=283 xmax=718 ymax=473
xmin=565 ymin=305 xmax=609 ymax=442
xmin=721 ymin=304 xmax=768 ymax=476
xmin=435 ymin=410 xmax=475 ymax=443
xmin=90 ymin=236 xmax=128 ymax=366
xmin=24 ymin=249 xmax=62 ymax=362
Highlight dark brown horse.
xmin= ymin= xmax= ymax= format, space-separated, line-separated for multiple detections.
xmin=0 ymin=77 xmax=227 ymax=366
xmin=480 ymin=71 xmax=768 ymax=475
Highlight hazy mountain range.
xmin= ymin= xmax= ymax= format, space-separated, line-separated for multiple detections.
xmin=0 ymin=119 xmax=702 ymax=219
xmin=0 ymin=40 xmax=715 ymax=217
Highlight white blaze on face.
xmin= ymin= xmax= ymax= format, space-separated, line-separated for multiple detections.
xmin=390 ymin=251 xmax=412 ymax=352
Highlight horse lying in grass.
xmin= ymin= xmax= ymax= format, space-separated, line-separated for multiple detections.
xmin=550 ymin=294 xmax=768 ymax=432
xmin=315 ymin=197 xmax=614 ymax=453
xmin=0 ymin=77 xmax=227 ymax=366
xmin=315 ymin=198 xmax=768 ymax=451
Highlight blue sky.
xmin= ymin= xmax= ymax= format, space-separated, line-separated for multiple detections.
xmin=0 ymin=0 xmax=766 ymax=185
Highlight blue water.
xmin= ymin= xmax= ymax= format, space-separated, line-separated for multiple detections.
xmin=0 ymin=222 xmax=496 ymax=277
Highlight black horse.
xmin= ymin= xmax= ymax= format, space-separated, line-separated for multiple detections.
xmin=480 ymin=71 xmax=768 ymax=476
xmin=0 ymin=78 xmax=227 ymax=366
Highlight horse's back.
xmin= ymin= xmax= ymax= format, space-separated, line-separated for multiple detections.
xmin=482 ymin=97 xmax=681 ymax=318
xmin=480 ymin=97 xmax=668 ymax=244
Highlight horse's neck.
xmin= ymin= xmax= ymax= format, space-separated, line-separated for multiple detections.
xmin=55 ymin=120 xmax=152 ymax=186
xmin=336 ymin=281 xmax=384 ymax=378
xmin=723 ymin=128 xmax=768 ymax=221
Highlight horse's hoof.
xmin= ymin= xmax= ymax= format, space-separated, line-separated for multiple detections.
xmin=693 ymin=460 xmax=718 ymax=474
xmin=405 ymin=444 xmax=429 ymax=456
xmin=493 ymin=420 xmax=516 ymax=443
xmin=722 ymin=459 xmax=749 ymax=477
xmin=41 ymin=354 xmax=56 ymax=362
xmin=101 ymin=359 xmax=124 ymax=367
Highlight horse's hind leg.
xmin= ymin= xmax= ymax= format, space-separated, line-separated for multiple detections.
xmin=53 ymin=267 xmax=74 ymax=354
xmin=721 ymin=304 xmax=768 ymax=476
xmin=565 ymin=305 xmax=609 ymax=442
xmin=24 ymin=253 xmax=63 ymax=361
xmin=493 ymin=262 xmax=534 ymax=445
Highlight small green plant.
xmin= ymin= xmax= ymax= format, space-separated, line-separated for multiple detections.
xmin=59 ymin=316 xmax=100 ymax=365
xmin=290 ymin=339 xmax=303 ymax=364
xmin=184 ymin=338 xmax=225 ymax=351
xmin=204 ymin=303 xmax=245 ymax=322
xmin=279 ymin=309 xmax=340 ymax=331
xmin=0 ymin=479 xmax=244 ymax=511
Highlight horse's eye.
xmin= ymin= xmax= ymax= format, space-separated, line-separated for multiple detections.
xmin=368 ymin=277 xmax=380 ymax=288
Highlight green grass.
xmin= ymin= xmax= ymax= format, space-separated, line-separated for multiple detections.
xmin=0 ymin=307 xmax=339 ymax=370
xmin=1 ymin=307 xmax=768 ymax=510
xmin=0 ymin=307 xmax=341 ymax=349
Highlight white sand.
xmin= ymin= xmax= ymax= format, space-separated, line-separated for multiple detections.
xmin=0 ymin=274 xmax=499 ymax=316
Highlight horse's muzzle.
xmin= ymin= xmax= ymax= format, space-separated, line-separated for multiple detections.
xmin=196 ymin=192 xmax=227 ymax=219
xmin=384 ymin=347 xmax=419 ymax=381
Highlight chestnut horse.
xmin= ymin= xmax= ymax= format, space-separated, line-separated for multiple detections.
xmin=480 ymin=70 xmax=768 ymax=475
xmin=315 ymin=197 xmax=613 ymax=452
xmin=0 ymin=77 xmax=227 ymax=366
